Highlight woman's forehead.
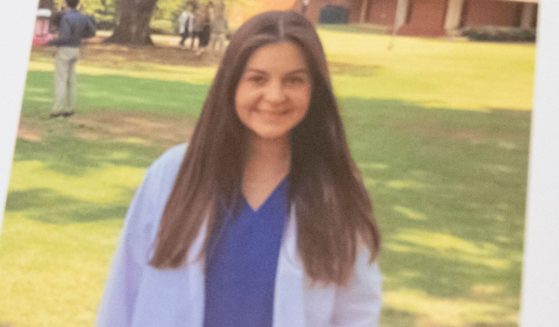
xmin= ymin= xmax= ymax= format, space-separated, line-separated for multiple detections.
xmin=244 ymin=42 xmax=308 ymax=72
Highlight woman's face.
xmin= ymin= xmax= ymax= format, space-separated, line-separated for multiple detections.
xmin=235 ymin=41 xmax=312 ymax=144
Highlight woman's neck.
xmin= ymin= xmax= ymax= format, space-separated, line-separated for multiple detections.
xmin=241 ymin=135 xmax=291 ymax=209
xmin=244 ymin=135 xmax=291 ymax=180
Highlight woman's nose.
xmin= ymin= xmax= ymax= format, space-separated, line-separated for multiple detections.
xmin=263 ymin=80 xmax=287 ymax=104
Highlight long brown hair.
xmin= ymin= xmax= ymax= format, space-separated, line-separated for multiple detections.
xmin=149 ymin=11 xmax=380 ymax=285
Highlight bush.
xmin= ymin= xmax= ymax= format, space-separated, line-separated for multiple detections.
xmin=150 ymin=19 xmax=176 ymax=35
xmin=93 ymin=12 xmax=116 ymax=30
xmin=461 ymin=26 xmax=536 ymax=42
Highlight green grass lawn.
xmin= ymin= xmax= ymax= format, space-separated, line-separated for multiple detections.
xmin=0 ymin=27 xmax=534 ymax=326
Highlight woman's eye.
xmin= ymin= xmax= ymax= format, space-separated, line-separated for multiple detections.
xmin=247 ymin=75 xmax=266 ymax=84
xmin=286 ymin=76 xmax=307 ymax=85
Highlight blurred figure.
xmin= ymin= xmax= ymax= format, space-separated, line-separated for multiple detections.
xmin=196 ymin=5 xmax=211 ymax=56
xmin=209 ymin=9 xmax=228 ymax=57
xmin=178 ymin=5 xmax=194 ymax=48
xmin=191 ymin=7 xmax=202 ymax=49
xmin=45 ymin=0 xmax=95 ymax=118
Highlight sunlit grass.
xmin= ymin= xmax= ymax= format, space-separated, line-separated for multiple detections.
xmin=319 ymin=27 xmax=535 ymax=112
xmin=9 ymin=160 xmax=145 ymax=204
xmin=384 ymin=289 xmax=518 ymax=327
xmin=28 ymin=59 xmax=217 ymax=85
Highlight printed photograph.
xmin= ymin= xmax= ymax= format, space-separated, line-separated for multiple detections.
xmin=1 ymin=0 xmax=537 ymax=326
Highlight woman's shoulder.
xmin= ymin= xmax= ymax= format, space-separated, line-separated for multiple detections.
xmin=124 ymin=144 xmax=187 ymax=234
xmin=151 ymin=143 xmax=187 ymax=166
xmin=136 ymin=144 xmax=187 ymax=206
xmin=146 ymin=143 xmax=187 ymax=181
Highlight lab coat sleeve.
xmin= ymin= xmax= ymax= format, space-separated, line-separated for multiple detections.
xmin=331 ymin=250 xmax=383 ymax=327
xmin=96 ymin=166 xmax=158 ymax=327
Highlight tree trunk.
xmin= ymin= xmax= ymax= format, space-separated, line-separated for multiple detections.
xmin=39 ymin=0 xmax=55 ymax=10
xmin=105 ymin=0 xmax=158 ymax=45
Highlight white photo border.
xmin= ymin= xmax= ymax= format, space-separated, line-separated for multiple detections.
xmin=1 ymin=0 xmax=558 ymax=324
xmin=520 ymin=0 xmax=559 ymax=325
xmin=0 ymin=0 xmax=37 ymax=232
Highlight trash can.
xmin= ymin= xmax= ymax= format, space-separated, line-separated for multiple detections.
xmin=319 ymin=5 xmax=349 ymax=24
xmin=33 ymin=8 xmax=54 ymax=46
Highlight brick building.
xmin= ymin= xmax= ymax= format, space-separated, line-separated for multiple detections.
xmin=300 ymin=0 xmax=538 ymax=36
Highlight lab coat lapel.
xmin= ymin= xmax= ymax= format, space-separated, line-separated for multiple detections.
xmin=273 ymin=209 xmax=306 ymax=327
xmin=182 ymin=223 xmax=207 ymax=326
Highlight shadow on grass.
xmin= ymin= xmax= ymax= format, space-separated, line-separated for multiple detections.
xmin=21 ymin=70 xmax=209 ymax=117
xmin=6 ymin=188 xmax=129 ymax=224
xmin=12 ymin=135 xmax=161 ymax=176
xmin=381 ymin=307 xmax=417 ymax=327
xmin=6 ymin=136 xmax=160 ymax=224
xmin=340 ymin=97 xmax=530 ymax=316
xmin=8 ymin=92 xmax=531 ymax=325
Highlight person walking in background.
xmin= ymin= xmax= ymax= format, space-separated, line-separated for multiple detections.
xmin=178 ymin=5 xmax=194 ymax=48
xmin=196 ymin=4 xmax=211 ymax=56
xmin=46 ymin=0 xmax=95 ymax=118
xmin=97 ymin=11 xmax=382 ymax=327
xmin=209 ymin=6 xmax=228 ymax=57
xmin=213 ymin=0 xmax=225 ymax=16
xmin=190 ymin=7 xmax=202 ymax=49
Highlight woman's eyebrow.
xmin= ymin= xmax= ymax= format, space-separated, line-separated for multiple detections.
xmin=285 ymin=69 xmax=310 ymax=76
xmin=244 ymin=68 xmax=309 ymax=75
xmin=244 ymin=68 xmax=268 ymax=74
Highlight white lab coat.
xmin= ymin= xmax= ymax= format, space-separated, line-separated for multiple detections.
xmin=97 ymin=144 xmax=382 ymax=326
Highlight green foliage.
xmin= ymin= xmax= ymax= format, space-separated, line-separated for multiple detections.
xmin=80 ymin=0 xmax=117 ymax=29
xmin=151 ymin=19 xmax=176 ymax=34
xmin=80 ymin=0 xmax=116 ymax=16
xmin=461 ymin=26 xmax=536 ymax=42
xmin=79 ymin=0 xmax=254 ymax=32
xmin=152 ymin=0 xmax=255 ymax=34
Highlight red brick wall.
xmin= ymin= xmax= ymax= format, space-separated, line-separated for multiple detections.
xmin=462 ymin=0 xmax=522 ymax=27
xmin=532 ymin=5 xmax=538 ymax=28
xmin=348 ymin=0 xmax=364 ymax=21
xmin=299 ymin=0 xmax=535 ymax=35
xmin=368 ymin=0 xmax=398 ymax=26
xmin=399 ymin=0 xmax=447 ymax=36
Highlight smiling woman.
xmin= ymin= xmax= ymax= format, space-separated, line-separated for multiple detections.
xmin=235 ymin=42 xmax=312 ymax=210
xmin=97 ymin=10 xmax=382 ymax=327
xmin=235 ymin=42 xmax=312 ymax=144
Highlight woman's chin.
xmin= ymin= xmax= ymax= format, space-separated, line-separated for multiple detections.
xmin=247 ymin=129 xmax=291 ymax=143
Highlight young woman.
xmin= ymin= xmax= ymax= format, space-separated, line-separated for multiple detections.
xmin=97 ymin=11 xmax=382 ymax=327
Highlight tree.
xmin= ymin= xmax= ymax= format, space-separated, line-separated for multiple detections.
xmin=105 ymin=0 xmax=159 ymax=45
xmin=38 ymin=0 xmax=55 ymax=9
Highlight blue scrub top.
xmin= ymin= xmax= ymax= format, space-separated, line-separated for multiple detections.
xmin=203 ymin=179 xmax=289 ymax=327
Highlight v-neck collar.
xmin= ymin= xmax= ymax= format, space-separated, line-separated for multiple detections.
xmin=242 ymin=177 xmax=289 ymax=214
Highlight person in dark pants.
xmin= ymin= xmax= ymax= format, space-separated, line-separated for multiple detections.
xmin=196 ymin=4 xmax=211 ymax=55
xmin=46 ymin=0 xmax=95 ymax=118
xmin=190 ymin=8 xmax=202 ymax=49
xmin=178 ymin=5 xmax=194 ymax=47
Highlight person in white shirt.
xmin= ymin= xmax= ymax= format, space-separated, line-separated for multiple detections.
xmin=178 ymin=5 xmax=194 ymax=48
